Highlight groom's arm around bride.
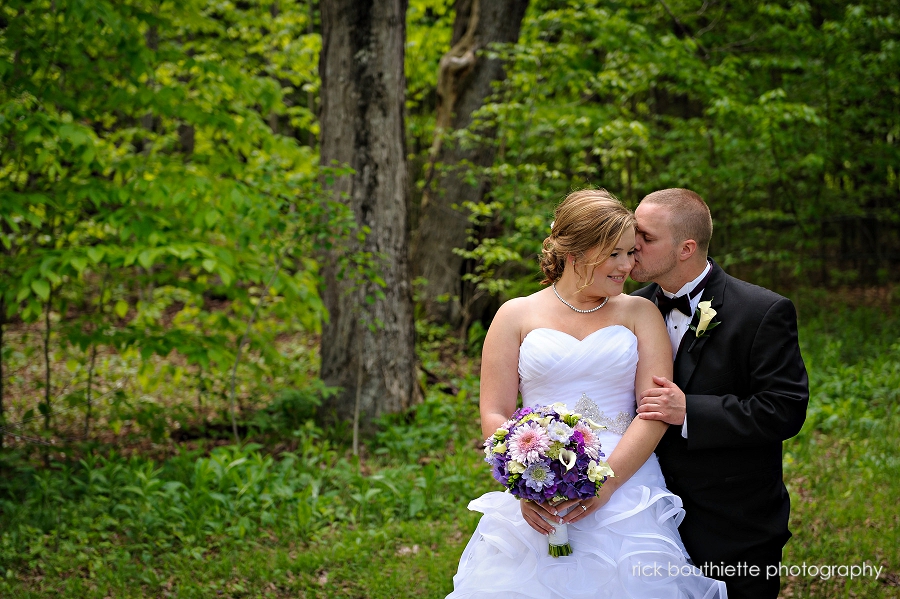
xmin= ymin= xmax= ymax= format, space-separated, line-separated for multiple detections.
xmin=630 ymin=188 xmax=809 ymax=599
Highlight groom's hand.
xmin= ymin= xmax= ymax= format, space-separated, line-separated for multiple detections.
xmin=637 ymin=376 xmax=686 ymax=425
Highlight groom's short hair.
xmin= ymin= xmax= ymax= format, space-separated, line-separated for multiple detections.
xmin=640 ymin=188 xmax=713 ymax=253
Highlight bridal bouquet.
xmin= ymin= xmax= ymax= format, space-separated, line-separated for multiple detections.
xmin=483 ymin=403 xmax=614 ymax=557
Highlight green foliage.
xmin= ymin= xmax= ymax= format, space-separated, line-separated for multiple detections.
xmin=247 ymin=382 xmax=334 ymax=436
xmin=443 ymin=0 xmax=900 ymax=298
xmin=0 ymin=385 xmax=493 ymax=595
xmin=406 ymin=0 xmax=454 ymax=114
xmin=0 ymin=0 xmax=355 ymax=434
xmin=780 ymin=302 xmax=900 ymax=598
xmin=373 ymin=389 xmax=472 ymax=461
xmin=794 ymin=300 xmax=900 ymax=434
xmin=0 ymin=302 xmax=897 ymax=597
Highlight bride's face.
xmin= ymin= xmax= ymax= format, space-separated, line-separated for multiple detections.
xmin=581 ymin=228 xmax=636 ymax=296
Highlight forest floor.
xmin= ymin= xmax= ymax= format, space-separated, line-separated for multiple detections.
xmin=1 ymin=289 xmax=898 ymax=598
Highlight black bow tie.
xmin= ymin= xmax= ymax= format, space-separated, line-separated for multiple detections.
xmin=655 ymin=291 xmax=693 ymax=317
xmin=655 ymin=267 xmax=713 ymax=318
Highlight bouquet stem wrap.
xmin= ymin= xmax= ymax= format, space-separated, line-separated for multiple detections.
xmin=543 ymin=504 xmax=574 ymax=557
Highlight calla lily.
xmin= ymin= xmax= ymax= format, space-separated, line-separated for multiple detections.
xmin=492 ymin=442 xmax=507 ymax=454
xmin=551 ymin=402 xmax=572 ymax=416
xmin=558 ymin=449 xmax=577 ymax=471
xmin=585 ymin=418 xmax=607 ymax=431
xmin=696 ymin=301 xmax=717 ymax=335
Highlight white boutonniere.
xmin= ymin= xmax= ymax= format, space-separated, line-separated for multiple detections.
xmin=691 ymin=299 xmax=720 ymax=337
xmin=688 ymin=298 xmax=720 ymax=352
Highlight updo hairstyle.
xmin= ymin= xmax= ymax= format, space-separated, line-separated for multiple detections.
xmin=540 ymin=189 xmax=636 ymax=287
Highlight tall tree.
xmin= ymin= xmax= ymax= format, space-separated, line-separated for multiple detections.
xmin=318 ymin=0 xmax=419 ymax=427
xmin=411 ymin=0 xmax=530 ymax=326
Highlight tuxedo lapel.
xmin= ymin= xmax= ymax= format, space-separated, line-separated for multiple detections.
xmin=632 ymin=282 xmax=660 ymax=303
xmin=673 ymin=262 xmax=727 ymax=388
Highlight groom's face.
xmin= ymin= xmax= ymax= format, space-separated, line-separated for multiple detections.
xmin=631 ymin=203 xmax=678 ymax=283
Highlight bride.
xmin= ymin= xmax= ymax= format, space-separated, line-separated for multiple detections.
xmin=447 ymin=190 xmax=726 ymax=598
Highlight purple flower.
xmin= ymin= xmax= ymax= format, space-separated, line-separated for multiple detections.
xmin=562 ymin=467 xmax=580 ymax=484
xmin=571 ymin=430 xmax=585 ymax=450
xmin=483 ymin=442 xmax=500 ymax=466
xmin=574 ymin=422 xmax=603 ymax=460
xmin=522 ymin=461 xmax=556 ymax=492
xmin=576 ymin=480 xmax=596 ymax=496
xmin=492 ymin=462 xmax=511 ymax=486
xmin=512 ymin=407 xmax=533 ymax=420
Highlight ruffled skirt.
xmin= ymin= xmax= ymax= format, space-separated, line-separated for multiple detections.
xmin=447 ymin=456 xmax=726 ymax=599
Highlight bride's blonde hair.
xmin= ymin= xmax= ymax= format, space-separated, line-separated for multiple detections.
xmin=540 ymin=189 xmax=635 ymax=287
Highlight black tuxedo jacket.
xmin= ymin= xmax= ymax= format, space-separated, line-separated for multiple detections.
xmin=632 ymin=260 xmax=809 ymax=564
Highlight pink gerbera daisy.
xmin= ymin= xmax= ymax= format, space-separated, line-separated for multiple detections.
xmin=574 ymin=422 xmax=602 ymax=460
xmin=508 ymin=421 xmax=552 ymax=465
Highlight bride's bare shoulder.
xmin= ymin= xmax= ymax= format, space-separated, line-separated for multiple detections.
xmin=606 ymin=294 xmax=663 ymax=337
xmin=617 ymin=294 xmax=665 ymax=335
xmin=490 ymin=290 xmax=551 ymax=333
xmin=618 ymin=294 xmax=658 ymax=312
xmin=495 ymin=292 xmax=541 ymax=320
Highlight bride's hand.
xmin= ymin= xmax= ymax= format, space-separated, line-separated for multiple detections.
xmin=521 ymin=483 xmax=616 ymax=532
xmin=557 ymin=483 xmax=617 ymax=525
xmin=519 ymin=499 xmax=563 ymax=535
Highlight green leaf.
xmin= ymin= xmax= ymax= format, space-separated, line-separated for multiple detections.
xmin=87 ymin=247 xmax=105 ymax=264
xmin=70 ymin=256 xmax=88 ymax=274
xmin=31 ymin=279 xmax=50 ymax=301
xmin=138 ymin=250 xmax=155 ymax=270
xmin=218 ymin=266 xmax=234 ymax=287
xmin=115 ymin=300 xmax=129 ymax=318
xmin=24 ymin=127 xmax=42 ymax=145
xmin=205 ymin=209 xmax=221 ymax=228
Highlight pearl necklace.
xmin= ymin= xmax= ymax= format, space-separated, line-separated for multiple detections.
xmin=552 ymin=282 xmax=609 ymax=313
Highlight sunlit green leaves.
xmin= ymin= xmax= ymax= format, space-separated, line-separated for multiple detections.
xmin=30 ymin=280 xmax=51 ymax=302
xmin=440 ymin=0 xmax=899 ymax=299
xmin=0 ymin=0 xmax=357 ymax=433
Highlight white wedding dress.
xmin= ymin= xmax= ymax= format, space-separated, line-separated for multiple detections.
xmin=447 ymin=325 xmax=727 ymax=599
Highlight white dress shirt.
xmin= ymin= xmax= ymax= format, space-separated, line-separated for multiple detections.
xmin=659 ymin=261 xmax=711 ymax=438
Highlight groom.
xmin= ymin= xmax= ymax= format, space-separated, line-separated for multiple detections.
xmin=630 ymin=188 xmax=809 ymax=599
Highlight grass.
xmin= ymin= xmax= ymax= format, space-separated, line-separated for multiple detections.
xmin=0 ymin=517 xmax=481 ymax=598
xmin=778 ymin=291 xmax=900 ymax=598
xmin=1 ymin=293 xmax=899 ymax=598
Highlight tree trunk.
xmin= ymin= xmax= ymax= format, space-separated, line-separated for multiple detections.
xmin=0 ymin=296 xmax=4 ymax=449
xmin=43 ymin=287 xmax=53 ymax=431
xmin=411 ymin=0 xmax=530 ymax=325
xmin=318 ymin=0 xmax=418 ymax=427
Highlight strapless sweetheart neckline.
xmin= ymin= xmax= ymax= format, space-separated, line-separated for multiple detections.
xmin=522 ymin=323 xmax=635 ymax=345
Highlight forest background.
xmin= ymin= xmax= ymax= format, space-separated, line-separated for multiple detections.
xmin=0 ymin=0 xmax=898 ymax=597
